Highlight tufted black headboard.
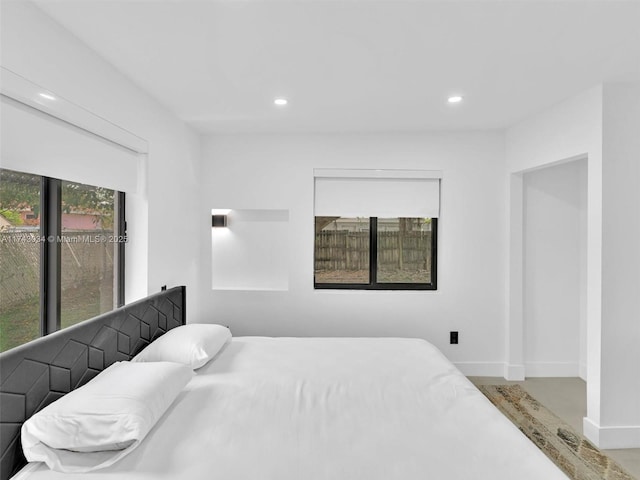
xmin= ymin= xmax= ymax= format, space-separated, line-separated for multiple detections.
xmin=0 ymin=286 xmax=186 ymax=480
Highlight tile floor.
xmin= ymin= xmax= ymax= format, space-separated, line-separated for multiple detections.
xmin=469 ymin=376 xmax=640 ymax=479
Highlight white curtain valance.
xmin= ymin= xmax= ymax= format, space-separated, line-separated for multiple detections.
xmin=314 ymin=169 xmax=441 ymax=218
xmin=1 ymin=96 xmax=140 ymax=193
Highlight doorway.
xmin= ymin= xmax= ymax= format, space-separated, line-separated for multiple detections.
xmin=522 ymin=158 xmax=587 ymax=379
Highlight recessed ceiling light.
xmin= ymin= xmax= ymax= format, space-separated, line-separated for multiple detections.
xmin=274 ymin=98 xmax=288 ymax=106
xmin=39 ymin=92 xmax=56 ymax=101
xmin=447 ymin=95 xmax=463 ymax=104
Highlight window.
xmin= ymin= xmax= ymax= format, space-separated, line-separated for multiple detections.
xmin=0 ymin=168 xmax=125 ymax=352
xmin=313 ymin=168 xmax=441 ymax=291
xmin=0 ymin=171 xmax=41 ymax=349
xmin=314 ymin=217 xmax=437 ymax=290
xmin=60 ymin=180 xmax=123 ymax=329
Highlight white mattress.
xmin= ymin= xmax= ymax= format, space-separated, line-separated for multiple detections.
xmin=15 ymin=337 xmax=568 ymax=480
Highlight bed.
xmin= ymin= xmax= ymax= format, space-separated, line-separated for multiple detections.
xmin=1 ymin=287 xmax=569 ymax=480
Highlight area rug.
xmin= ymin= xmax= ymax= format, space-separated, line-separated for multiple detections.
xmin=479 ymin=384 xmax=636 ymax=480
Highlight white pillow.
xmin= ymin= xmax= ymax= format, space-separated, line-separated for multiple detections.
xmin=22 ymin=361 xmax=193 ymax=473
xmin=132 ymin=323 xmax=231 ymax=369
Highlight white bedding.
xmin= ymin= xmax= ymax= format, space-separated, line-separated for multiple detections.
xmin=15 ymin=337 xmax=568 ymax=480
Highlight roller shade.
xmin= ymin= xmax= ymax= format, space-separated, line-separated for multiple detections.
xmin=314 ymin=169 xmax=441 ymax=218
xmin=1 ymin=96 xmax=140 ymax=193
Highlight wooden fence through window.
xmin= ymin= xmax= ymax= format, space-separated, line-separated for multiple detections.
xmin=314 ymin=231 xmax=432 ymax=272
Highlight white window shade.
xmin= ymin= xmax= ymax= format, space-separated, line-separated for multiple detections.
xmin=314 ymin=170 xmax=441 ymax=218
xmin=1 ymin=96 xmax=140 ymax=193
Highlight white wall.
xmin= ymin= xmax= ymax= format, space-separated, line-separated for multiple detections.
xmin=506 ymin=86 xmax=603 ymax=173
xmin=577 ymin=162 xmax=588 ymax=380
xmin=522 ymin=159 xmax=587 ymax=377
xmin=507 ymin=84 xmax=640 ymax=448
xmin=0 ymin=1 xmax=202 ymax=303
xmin=211 ymin=209 xmax=290 ymax=291
xmin=196 ymin=132 xmax=506 ymax=375
xmin=594 ymin=83 xmax=640 ymax=447
xmin=505 ymin=86 xmax=602 ymax=384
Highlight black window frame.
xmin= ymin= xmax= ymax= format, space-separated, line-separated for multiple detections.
xmin=27 ymin=174 xmax=125 ymax=337
xmin=314 ymin=217 xmax=437 ymax=291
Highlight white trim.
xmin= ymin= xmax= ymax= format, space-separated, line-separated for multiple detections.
xmin=579 ymin=362 xmax=587 ymax=381
xmin=314 ymin=168 xmax=443 ymax=179
xmin=506 ymin=173 xmax=525 ymax=378
xmin=504 ymin=363 xmax=525 ymax=381
xmin=515 ymin=153 xmax=588 ymax=176
xmin=454 ymin=362 xmax=505 ymax=377
xmin=583 ymin=417 xmax=640 ymax=449
xmin=524 ymin=362 xmax=580 ymax=377
xmin=0 ymin=67 xmax=148 ymax=154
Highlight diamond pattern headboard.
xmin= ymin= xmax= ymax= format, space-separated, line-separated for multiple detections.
xmin=0 ymin=286 xmax=186 ymax=480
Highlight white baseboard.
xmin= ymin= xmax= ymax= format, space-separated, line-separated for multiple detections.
xmin=524 ymin=362 xmax=579 ymax=377
xmin=504 ymin=363 xmax=525 ymax=381
xmin=578 ymin=362 xmax=587 ymax=381
xmin=583 ymin=417 xmax=640 ymax=449
xmin=454 ymin=362 xmax=505 ymax=377
xmin=456 ymin=362 xmax=583 ymax=380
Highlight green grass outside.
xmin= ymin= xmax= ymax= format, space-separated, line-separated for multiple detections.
xmin=0 ymin=284 xmax=107 ymax=353
xmin=0 ymin=295 xmax=40 ymax=352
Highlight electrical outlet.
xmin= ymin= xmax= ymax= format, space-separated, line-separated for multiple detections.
xmin=450 ymin=331 xmax=459 ymax=344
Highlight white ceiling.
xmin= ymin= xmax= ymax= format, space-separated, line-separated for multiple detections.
xmin=34 ymin=0 xmax=640 ymax=134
